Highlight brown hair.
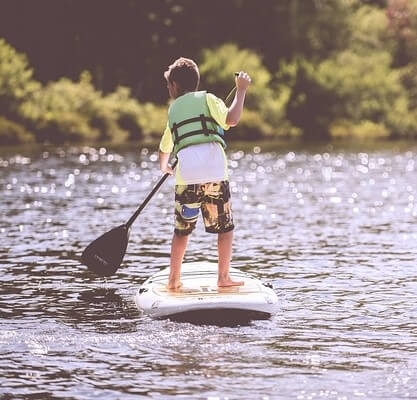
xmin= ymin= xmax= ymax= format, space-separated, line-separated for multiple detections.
xmin=164 ymin=57 xmax=200 ymax=93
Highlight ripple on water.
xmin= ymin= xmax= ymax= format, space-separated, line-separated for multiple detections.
xmin=1 ymin=144 xmax=417 ymax=399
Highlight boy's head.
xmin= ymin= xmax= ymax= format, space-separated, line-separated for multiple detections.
xmin=164 ymin=57 xmax=200 ymax=98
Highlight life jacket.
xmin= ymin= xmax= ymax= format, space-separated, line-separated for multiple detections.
xmin=168 ymin=91 xmax=226 ymax=155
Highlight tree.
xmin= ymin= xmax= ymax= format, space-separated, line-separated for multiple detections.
xmin=200 ymin=44 xmax=296 ymax=139
xmin=0 ymin=38 xmax=40 ymax=118
xmin=387 ymin=0 xmax=417 ymax=63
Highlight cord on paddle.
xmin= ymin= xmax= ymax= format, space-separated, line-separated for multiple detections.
xmin=224 ymin=86 xmax=237 ymax=105
xmin=223 ymin=72 xmax=239 ymax=105
xmin=224 ymin=72 xmax=247 ymax=106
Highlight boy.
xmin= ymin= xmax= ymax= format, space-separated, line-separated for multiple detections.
xmin=159 ymin=57 xmax=251 ymax=290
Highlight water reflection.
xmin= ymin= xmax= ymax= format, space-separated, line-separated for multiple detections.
xmin=1 ymin=142 xmax=417 ymax=399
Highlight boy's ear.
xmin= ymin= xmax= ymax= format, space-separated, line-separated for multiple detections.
xmin=172 ymin=81 xmax=181 ymax=97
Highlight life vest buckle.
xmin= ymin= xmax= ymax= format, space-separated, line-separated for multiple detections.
xmin=200 ymin=114 xmax=209 ymax=136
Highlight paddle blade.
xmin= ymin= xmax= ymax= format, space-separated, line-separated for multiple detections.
xmin=81 ymin=224 xmax=130 ymax=277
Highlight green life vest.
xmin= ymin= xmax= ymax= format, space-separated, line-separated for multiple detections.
xmin=168 ymin=91 xmax=226 ymax=155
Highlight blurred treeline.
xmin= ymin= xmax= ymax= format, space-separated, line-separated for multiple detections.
xmin=1 ymin=0 xmax=417 ymax=146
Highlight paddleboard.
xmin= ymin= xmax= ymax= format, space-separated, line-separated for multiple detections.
xmin=135 ymin=262 xmax=278 ymax=321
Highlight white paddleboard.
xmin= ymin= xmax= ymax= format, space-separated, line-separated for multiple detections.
xmin=135 ymin=262 xmax=278 ymax=320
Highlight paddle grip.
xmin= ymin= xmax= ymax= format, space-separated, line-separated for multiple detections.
xmin=126 ymin=159 xmax=178 ymax=229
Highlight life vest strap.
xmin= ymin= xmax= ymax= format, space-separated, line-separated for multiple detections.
xmin=173 ymin=115 xmax=217 ymax=130
xmin=173 ymin=129 xmax=222 ymax=146
xmin=172 ymin=114 xmax=220 ymax=144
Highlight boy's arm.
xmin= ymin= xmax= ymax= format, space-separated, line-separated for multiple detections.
xmin=159 ymin=150 xmax=174 ymax=175
xmin=159 ymin=123 xmax=174 ymax=175
xmin=226 ymin=72 xmax=251 ymax=127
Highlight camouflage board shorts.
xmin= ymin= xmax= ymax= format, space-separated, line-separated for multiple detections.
xmin=174 ymin=181 xmax=234 ymax=236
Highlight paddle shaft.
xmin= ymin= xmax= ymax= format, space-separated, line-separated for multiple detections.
xmin=125 ymin=159 xmax=178 ymax=229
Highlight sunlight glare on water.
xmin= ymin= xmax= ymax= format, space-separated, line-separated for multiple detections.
xmin=1 ymin=142 xmax=417 ymax=399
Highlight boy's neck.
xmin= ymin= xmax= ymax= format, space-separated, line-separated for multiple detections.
xmin=174 ymin=90 xmax=192 ymax=99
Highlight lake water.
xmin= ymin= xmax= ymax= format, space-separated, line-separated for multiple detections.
xmin=1 ymin=141 xmax=417 ymax=400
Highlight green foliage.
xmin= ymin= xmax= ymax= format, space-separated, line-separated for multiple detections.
xmin=200 ymin=44 xmax=270 ymax=109
xmin=284 ymin=5 xmax=417 ymax=139
xmin=285 ymin=58 xmax=337 ymax=139
xmin=348 ymin=5 xmax=395 ymax=54
xmin=317 ymin=50 xmax=401 ymax=121
xmin=330 ymin=119 xmax=390 ymax=139
xmin=19 ymin=72 xmax=164 ymax=144
xmin=200 ymin=44 xmax=297 ymax=139
xmin=3 ymin=0 xmax=417 ymax=145
xmin=298 ymin=0 xmax=353 ymax=60
xmin=317 ymin=5 xmax=415 ymax=138
xmin=230 ymin=110 xmax=273 ymax=141
xmin=387 ymin=0 xmax=417 ymax=63
xmin=287 ymin=48 xmax=413 ymax=138
xmin=135 ymin=102 xmax=167 ymax=139
xmin=0 ymin=116 xmax=35 ymax=145
xmin=399 ymin=63 xmax=417 ymax=109
xmin=20 ymin=72 xmax=109 ymax=143
xmin=102 ymin=86 xmax=144 ymax=141
xmin=0 ymin=38 xmax=40 ymax=118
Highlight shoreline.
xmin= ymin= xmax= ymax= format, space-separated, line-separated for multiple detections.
xmin=1 ymin=137 xmax=417 ymax=157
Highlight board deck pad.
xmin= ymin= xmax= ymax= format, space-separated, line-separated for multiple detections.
xmin=154 ymin=277 xmax=261 ymax=297
xmin=135 ymin=262 xmax=278 ymax=321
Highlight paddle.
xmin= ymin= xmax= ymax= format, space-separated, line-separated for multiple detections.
xmin=81 ymin=159 xmax=178 ymax=277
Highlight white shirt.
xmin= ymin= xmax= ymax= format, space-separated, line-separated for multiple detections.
xmin=176 ymin=142 xmax=228 ymax=185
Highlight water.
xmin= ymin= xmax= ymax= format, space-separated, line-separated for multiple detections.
xmin=1 ymin=142 xmax=417 ymax=400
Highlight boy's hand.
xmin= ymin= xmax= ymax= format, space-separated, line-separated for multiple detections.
xmin=159 ymin=151 xmax=174 ymax=175
xmin=161 ymin=164 xmax=174 ymax=175
xmin=235 ymin=71 xmax=252 ymax=91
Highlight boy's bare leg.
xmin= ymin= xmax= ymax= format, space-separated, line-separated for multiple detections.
xmin=168 ymin=232 xmax=188 ymax=290
xmin=217 ymin=230 xmax=244 ymax=287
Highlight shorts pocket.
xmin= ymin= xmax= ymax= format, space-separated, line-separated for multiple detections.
xmin=180 ymin=204 xmax=200 ymax=221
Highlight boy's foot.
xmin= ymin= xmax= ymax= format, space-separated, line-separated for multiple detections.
xmin=166 ymin=283 xmax=196 ymax=293
xmin=167 ymin=282 xmax=182 ymax=291
xmin=217 ymin=278 xmax=245 ymax=287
